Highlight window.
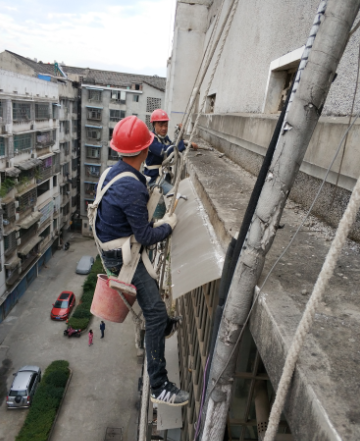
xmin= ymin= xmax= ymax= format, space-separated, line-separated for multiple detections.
xmin=86 ymin=147 xmax=101 ymax=159
xmin=72 ymin=157 xmax=78 ymax=170
xmin=40 ymin=225 xmax=51 ymax=239
xmin=52 ymin=104 xmax=59 ymax=119
xmin=72 ymin=121 xmax=77 ymax=132
xmin=35 ymin=103 xmax=50 ymax=120
xmin=60 ymin=142 xmax=70 ymax=155
xmin=111 ymin=91 xmax=126 ymax=104
xmin=17 ymin=188 xmax=36 ymax=214
xmin=87 ymin=128 xmax=102 ymax=141
xmin=60 ymin=121 xmax=70 ymax=134
xmin=110 ymin=109 xmax=125 ymax=122
xmin=87 ymin=108 xmax=102 ymax=121
xmin=263 ymin=46 xmax=303 ymax=114
xmin=146 ymin=97 xmax=161 ymax=113
xmin=72 ymin=100 xmax=78 ymax=113
xmin=37 ymin=180 xmax=50 ymax=197
xmin=108 ymin=147 xmax=119 ymax=160
xmin=53 ymin=175 xmax=57 ymax=187
xmin=134 ymin=84 xmax=141 ymax=91
xmin=63 ymin=162 xmax=70 ymax=176
xmin=72 ymin=139 xmax=79 ymax=152
xmin=39 ymin=200 xmax=53 ymax=226
xmin=0 ymin=137 xmax=5 ymax=156
xmin=109 ymin=128 xmax=114 ymax=140
xmin=14 ymin=133 xmax=33 ymax=152
xmin=85 ymin=165 xmax=100 ymax=178
xmin=133 ymin=95 xmax=140 ymax=103
xmin=88 ymin=90 xmax=102 ymax=102
xmin=145 ymin=115 xmax=151 ymax=129
xmin=53 ymin=129 xmax=57 ymax=141
xmin=206 ymin=94 xmax=216 ymax=113
xmin=4 ymin=232 xmax=16 ymax=255
xmin=13 ymin=102 xmax=31 ymax=122
xmin=36 ymin=131 xmax=53 ymax=147
xmin=85 ymin=182 xmax=96 ymax=196
xmin=37 ymin=157 xmax=53 ymax=183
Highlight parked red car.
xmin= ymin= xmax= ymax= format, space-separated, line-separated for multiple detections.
xmin=51 ymin=291 xmax=75 ymax=321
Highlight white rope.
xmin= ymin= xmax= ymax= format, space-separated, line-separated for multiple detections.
xmin=263 ymin=172 xmax=360 ymax=441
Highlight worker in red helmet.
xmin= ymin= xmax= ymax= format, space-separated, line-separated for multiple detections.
xmin=143 ymin=109 xmax=198 ymax=194
xmin=94 ymin=116 xmax=189 ymax=407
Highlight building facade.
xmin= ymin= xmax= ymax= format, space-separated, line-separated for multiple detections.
xmin=0 ymin=56 xmax=80 ymax=319
xmin=79 ymin=71 xmax=165 ymax=236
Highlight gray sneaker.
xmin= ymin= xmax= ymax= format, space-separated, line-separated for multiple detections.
xmin=151 ymin=381 xmax=189 ymax=407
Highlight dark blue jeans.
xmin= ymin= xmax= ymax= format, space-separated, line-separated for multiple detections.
xmin=102 ymin=252 xmax=169 ymax=389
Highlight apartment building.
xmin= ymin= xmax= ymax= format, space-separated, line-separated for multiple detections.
xmin=79 ymin=70 xmax=165 ymax=236
xmin=0 ymin=58 xmax=80 ymax=320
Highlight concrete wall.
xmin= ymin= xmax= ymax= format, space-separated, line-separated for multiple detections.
xmin=196 ymin=0 xmax=360 ymax=117
xmin=165 ymin=1 xmax=209 ymax=135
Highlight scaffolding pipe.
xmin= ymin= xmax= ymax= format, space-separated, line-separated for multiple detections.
xmin=138 ymin=359 xmax=150 ymax=441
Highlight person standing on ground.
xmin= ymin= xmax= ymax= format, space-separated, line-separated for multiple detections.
xmin=94 ymin=116 xmax=188 ymax=407
xmin=100 ymin=321 xmax=105 ymax=338
xmin=88 ymin=329 xmax=93 ymax=346
xmin=143 ymin=109 xmax=198 ymax=194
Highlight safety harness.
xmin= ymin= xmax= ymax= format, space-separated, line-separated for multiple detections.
xmin=88 ymin=167 xmax=162 ymax=282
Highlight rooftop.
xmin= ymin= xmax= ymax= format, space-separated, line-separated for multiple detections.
xmin=4 ymin=50 xmax=166 ymax=91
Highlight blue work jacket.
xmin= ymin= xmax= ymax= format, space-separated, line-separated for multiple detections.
xmin=95 ymin=160 xmax=172 ymax=245
xmin=144 ymin=132 xmax=186 ymax=183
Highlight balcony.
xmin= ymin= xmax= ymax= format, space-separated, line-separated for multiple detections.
xmin=6 ymin=269 xmax=21 ymax=287
xmin=20 ymin=253 xmax=38 ymax=273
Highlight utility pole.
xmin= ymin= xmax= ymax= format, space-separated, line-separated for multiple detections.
xmin=201 ymin=1 xmax=360 ymax=440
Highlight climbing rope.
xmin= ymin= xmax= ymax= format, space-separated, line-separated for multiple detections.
xmin=263 ymin=166 xmax=360 ymax=441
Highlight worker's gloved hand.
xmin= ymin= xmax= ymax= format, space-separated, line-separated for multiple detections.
xmin=191 ymin=142 xmax=199 ymax=150
xmin=154 ymin=213 xmax=178 ymax=231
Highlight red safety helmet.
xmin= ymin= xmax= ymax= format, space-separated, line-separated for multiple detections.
xmin=150 ymin=109 xmax=170 ymax=123
xmin=110 ymin=116 xmax=154 ymax=155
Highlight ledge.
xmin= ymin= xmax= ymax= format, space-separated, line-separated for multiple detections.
xmin=186 ymin=139 xmax=360 ymax=440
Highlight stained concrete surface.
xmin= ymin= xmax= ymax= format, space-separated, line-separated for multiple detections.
xmin=187 ymin=140 xmax=360 ymax=440
xmin=0 ymin=233 xmax=140 ymax=441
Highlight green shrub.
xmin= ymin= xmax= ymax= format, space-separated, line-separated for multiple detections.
xmin=16 ymin=360 xmax=69 ymax=441
xmin=67 ymin=317 xmax=90 ymax=330
xmin=66 ymin=256 xmax=104 ymax=331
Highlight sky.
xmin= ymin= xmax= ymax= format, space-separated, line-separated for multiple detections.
xmin=0 ymin=0 xmax=176 ymax=77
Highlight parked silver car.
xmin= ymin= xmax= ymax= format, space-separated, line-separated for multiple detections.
xmin=7 ymin=365 xmax=41 ymax=409
xmin=76 ymin=255 xmax=94 ymax=275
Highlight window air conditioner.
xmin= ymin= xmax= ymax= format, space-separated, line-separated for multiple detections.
xmin=112 ymin=93 xmax=117 ymax=100
xmin=15 ymin=213 xmax=19 ymax=221
xmin=17 ymin=238 xmax=21 ymax=246
xmin=14 ymin=201 xmax=19 ymax=209
xmin=15 ymin=231 xmax=20 ymax=239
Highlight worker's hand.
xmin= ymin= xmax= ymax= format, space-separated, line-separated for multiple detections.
xmin=191 ymin=142 xmax=198 ymax=150
xmin=177 ymin=123 xmax=183 ymax=129
xmin=153 ymin=213 xmax=178 ymax=231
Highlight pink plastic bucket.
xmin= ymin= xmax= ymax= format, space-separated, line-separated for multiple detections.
xmin=90 ymin=274 xmax=136 ymax=323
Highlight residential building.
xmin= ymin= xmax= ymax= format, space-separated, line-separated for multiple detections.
xmin=79 ymin=70 xmax=165 ymax=236
xmin=0 ymin=60 xmax=80 ymax=319
xmin=138 ymin=1 xmax=360 ymax=441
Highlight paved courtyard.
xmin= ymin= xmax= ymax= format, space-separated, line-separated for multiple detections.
xmin=0 ymin=233 xmax=141 ymax=441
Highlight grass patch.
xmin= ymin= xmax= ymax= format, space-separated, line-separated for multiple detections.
xmin=68 ymin=255 xmax=104 ymax=330
xmin=16 ymin=360 xmax=70 ymax=441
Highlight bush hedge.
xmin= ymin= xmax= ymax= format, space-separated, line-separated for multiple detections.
xmin=16 ymin=360 xmax=70 ymax=441
xmin=67 ymin=256 xmax=104 ymax=330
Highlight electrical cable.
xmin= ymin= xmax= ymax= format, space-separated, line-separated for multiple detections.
xmin=199 ymin=109 xmax=360 ymax=435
